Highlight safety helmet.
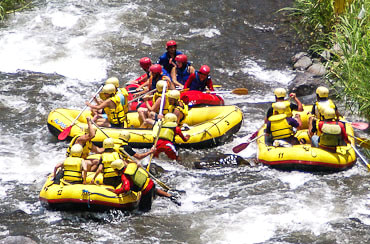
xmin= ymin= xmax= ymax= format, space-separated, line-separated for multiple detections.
xmin=70 ymin=144 xmax=83 ymax=157
xmin=199 ymin=65 xmax=210 ymax=75
xmin=274 ymin=88 xmax=287 ymax=98
xmin=166 ymin=40 xmax=177 ymax=48
xmin=139 ymin=57 xmax=152 ymax=70
xmin=323 ymin=107 xmax=336 ymax=120
xmin=102 ymin=84 xmax=116 ymax=95
xmin=167 ymin=90 xmax=180 ymax=100
xmin=156 ymin=80 xmax=167 ymax=92
xmin=103 ymin=138 xmax=114 ymax=149
xmin=273 ymin=102 xmax=287 ymax=114
xmin=175 ymin=54 xmax=187 ymax=64
xmin=111 ymin=159 xmax=125 ymax=170
xmin=119 ymin=131 xmax=131 ymax=142
xmin=150 ymin=64 xmax=162 ymax=74
xmin=105 ymin=77 xmax=119 ymax=88
xmin=316 ymin=86 xmax=329 ymax=98
xmin=165 ymin=113 xmax=178 ymax=123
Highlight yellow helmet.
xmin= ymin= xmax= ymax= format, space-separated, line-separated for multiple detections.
xmin=102 ymin=84 xmax=116 ymax=95
xmin=273 ymin=102 xmax=287 ymax=114
xmin=119 ymin=131 xmax=131 ymax=142
xmin=168 ymin=90 xmax=180 ymax=100
xmin=165 ymin=113 xmax=178 ymax=123
xmin=70 ymin=144 xmax=83 ymax=157
xmin=323 ymin=107 xmax=336 ymax=120
xmin=156 ymin=80 xmax=167 ymax=92
xmin=111 ymin=159 xmax=125 ymax=170
xmin=105 ymin=77 xmax=120 ymax=88
xmin=316 ymin=86 xmax=329 ymax=98
xmin=274 ymin=88 xmax=287 ymax=98
xmin=103 ymin=138 xmax=114 ymax=149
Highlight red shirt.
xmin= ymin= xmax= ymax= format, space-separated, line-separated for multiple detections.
xmin=318 ymin=121 xmax=349 ymax=142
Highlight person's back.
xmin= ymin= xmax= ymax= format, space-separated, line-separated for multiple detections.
xmin=312 ymin=86 xmax=340 ymax=120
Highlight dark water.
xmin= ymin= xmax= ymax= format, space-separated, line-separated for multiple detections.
xmin=0 ymin=0 xmax=369 ymax=243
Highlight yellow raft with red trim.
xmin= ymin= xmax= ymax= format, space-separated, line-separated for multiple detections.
xmin=47 ymin=105 xmax=243 ymax=148
xmin=39 ymin=172 xmax=141 ymax=211
xmin=257 ymin=105 xmax=357 ymax=172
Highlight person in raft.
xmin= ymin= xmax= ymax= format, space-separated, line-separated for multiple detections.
xmin=183 ymin=65 xmax=214 ymax=92
xmin=86 ymin=83 xmax=128 ymax=128
xmin=265 ymin=102 xmax=302 ymax=146
xmin=135 ymin=63 xmax=174 ymax=94
xmin=311 ymin=86 xmax=341 ymax=120
xmin=309 ymin=107 xmax=349 ymax=152
xmin=153 ymin=113 xmax=190 ymax=161
xmin=158 ymin=40 xmax=183 ymax=74
xmin=265 ymin=88 xmax=303 ymax=123
xmin=170 ymin=54 xmax=195 ymax=89
xmin=116 ymin=131 xmax=155 ymax=163
xmin=166 ymin=89 xmax=188 ymax=126
xmin=107 ymin=159 xmax=181 ymax=211
xmin=127 ymin=57 xmax=152 ymax=86
xmin=53 ymin=144 xmax=88 ymax=184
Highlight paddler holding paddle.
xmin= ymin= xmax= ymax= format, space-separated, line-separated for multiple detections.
xmin=184 ymin=65 xmax=214 ymax=92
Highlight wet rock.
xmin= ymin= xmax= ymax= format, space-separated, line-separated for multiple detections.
xmin=291 ymin=52 xmax=308 ymax=64
xmin=193 ymin=154 xmax=251 ymax=169
xmin=307 ymin=63 xmax=327 ymax=77
xmin=320 ymin=50 xmax=331 ymax=61
xmin=293 ymin=56 xmax=312 ymax=70
xmin=0 ymin=236 xmax=37 ymax=244
xmin=288 ymin=72 xmax=323 ymax=97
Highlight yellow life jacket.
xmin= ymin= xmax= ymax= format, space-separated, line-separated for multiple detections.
xmin=104 ymin=94 xmax=127 ymax=126
xmin=117 ymin=140 xmax=130 ymax=160
xmin=315 ymin=99 xmax=336 ymax=120
xmin=117 ymin=88 xmax=129 ymax=114
xmin=66 ymin=134 xmax=92 ymax=159
xmin=124 ymin=163 xmax=150 ymax=190
xmin=101 ymin=151 xmax=120 ymax=178
xmin=269 ymin=114 xmax=293 ymax=140
xmin=63 ymin=157 xmax=83 ymax=183
xmin=272 ymin=100 xmax=293 ymax=117
xmin=319 ymin=122 xmax=342 ymax=147
xmin=158 ymin=123 xmax=176 ymax=141
xmin=168 ymin=100 xmax=188 ymax=122
xmin=153 ymin=91 xmax=170 ymax=115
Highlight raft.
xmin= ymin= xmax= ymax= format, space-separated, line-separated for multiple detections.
xmin=47 ymin=105 xmax=243 ymax=148
xmin=180 ymin=90 xmax=224 ymax=107
xmin=257 ymin=105 xmax=357 ymax=172
xmin=39 ymin=173 xmax=141 ymax=211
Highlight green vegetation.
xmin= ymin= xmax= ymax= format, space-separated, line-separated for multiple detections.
xmin=0 ymin=0 xmax=32 ymax=20
xmin=281 ymin=0 xmax=370 ymax=120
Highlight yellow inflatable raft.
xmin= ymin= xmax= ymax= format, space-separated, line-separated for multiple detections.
xmin=47 ymin=105 xmax=243 ymax=148
xmin=257 ymin=105 xmax=356 ymax=172
xmin=39 ymin=173 xmax=141 ymax=211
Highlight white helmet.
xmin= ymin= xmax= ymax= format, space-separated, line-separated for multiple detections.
xmin=168 ymin=90 xmax=180 ymax=100
xmin=111 ymin=159 xmax=125 ymax=170
xmin=165 ymin=113 xmax=178 ymax=122
xmin=274 ymin=88 xmax=287 ymax=98
xmin=103 ymin=138 xmax=114 ymax=149
xmin=105 ymin=77 xmax=120 ymax=88
xmin=316 ymin=86 xmax=329 ymax=98
xmin=70 ymin=144 xmax=83 ymax=157
xmin=102 ymin=84 xmax=116 ymax=94
xmin=156 ymin=80 xmax=167 ymax=92
xmin=119 ymin=131 xmax=131 ymax=142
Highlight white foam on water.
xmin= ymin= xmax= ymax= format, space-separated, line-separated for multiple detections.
xmin=186 ymin=27 xmax=221 ymax=38
xmin=278 ymin=171 xmax=315 ymax=190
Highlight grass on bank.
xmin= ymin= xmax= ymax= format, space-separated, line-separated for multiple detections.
xmin=0 ymin=0 xmax=32 ymax=20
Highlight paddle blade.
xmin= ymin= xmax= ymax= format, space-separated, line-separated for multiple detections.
xmin=351 ymin=122 xmax=369 ymax=130
xmin=356 ymin=137 xmax=370 ymax=149
xmin=248 ymin=130 xmax=259 ymax=140
xmin=231 ymin=88 xmax=248 ymax=95
xmin=232 ymin=142 xmax=250 ymax=153
xmin=58 ymin=126 xmax=72 ymax=140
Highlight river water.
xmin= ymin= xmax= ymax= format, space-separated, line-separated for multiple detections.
xmin=1 ymin=0 xmax=370 ymax=243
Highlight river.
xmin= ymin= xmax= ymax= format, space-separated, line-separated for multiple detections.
xmin=0 ymin=0 xmax=369 ymax=243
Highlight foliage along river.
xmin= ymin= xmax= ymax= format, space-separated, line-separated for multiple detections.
xmin=0 ymin=0 xmax=369 ymax=243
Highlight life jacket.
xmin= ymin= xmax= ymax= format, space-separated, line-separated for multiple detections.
xmin=104 ymin=93 xmax=127 ymax=126
xmin=318 ymin=121 xmax=342 ymax=147
xmin=272 ymin=100 xmax=293 ymax=118
xmin=168 ymin=100 xmax=188 ymax=123
xmin=152 ymin=91 xmax=170 ymax=115
xmin=150 ymin=74 xmax=170 ymax=91
xmin=176 ymin=62 xmax=192 ymax=85
xmin=159 ymin=51 xmax=183 ymax=73
xmin=124 ymin=163 xmax=150 ymax=190
xmin=315 ymin=99 xmax=336 ymax=120
xmin=101 ymin=151 xmax=120 ymax=178
xmin=117 ymin=139 xmax=130 ymax=160
xmin=63 ymin=157 xmax=83 ymax=183
xmin=189 ymin=71 xmax=211 ymax=91
xmin=269 ymin=114 xmax=294 ymax=140
xmin=158 ymin=122 xmax=177 ymax=141
xmin=66 ymin=134 xmax=92 ymax=159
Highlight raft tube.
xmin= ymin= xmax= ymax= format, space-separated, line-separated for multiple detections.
xmin=47 ymin=105 xmax=243 ymax=149
xmin=180 ymin=90 xmax=224 ymax=107
xmin=257 ymin=105 xmax=356 ymax=172
xmin=39 ymin=173 xmax=141 ymax=212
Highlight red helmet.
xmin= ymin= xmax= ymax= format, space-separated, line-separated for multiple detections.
xmin=139 ymin=57 xmax=152 ymax=69
xmin=199 ymin=65 xmax=210 ymax=75
xmin=175 ymin=54 xmax=187 ymax=64
xmin=166 ymin=40 xmax=177 ymax=48
xmin=149 ymin=64 xmax=162 ymax=74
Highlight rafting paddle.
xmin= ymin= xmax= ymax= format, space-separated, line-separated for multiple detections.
xmin=232 ymin=134 xmax=263 ymax=153
xmin=348 ymin=135 xmax=370 ymax=149
xmin=58 ymin=84 xmax=104 ymax=140
xmin=209 ymin=88 xmax=248 ymax=95
xmin=350 ymin=144 xmax=370 ymax=170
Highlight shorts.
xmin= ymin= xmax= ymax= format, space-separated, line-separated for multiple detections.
xmin=154 ymin=140 xmax=178 ymax=160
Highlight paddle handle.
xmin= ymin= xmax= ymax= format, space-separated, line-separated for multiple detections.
xmin=128 ymin=89 xmax=157 ymax=104
xmin=158 ymin=84 xmax=167 ymax=116
xmin=350 ymin=144 xmax=370 ymax=169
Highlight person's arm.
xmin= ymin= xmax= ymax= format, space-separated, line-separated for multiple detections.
xmin=81 ymin=159 xmax=88 ymax=184
xmin=111 ymin=174 xmax=131 ymax=194
xmin=136 ymin=79 xmax=150 ymax=93
xmin=147 ymin=97 xmax=161 ymax=112
xmin=206 ymin=78 xmax=214 ymax=91
xmin=120 ymin=145 xmax=155 ymax=160
xmin=340 ymin=122 xmax=349 ymax=143
xmin=171 ymin=67 xmax=182 ymax=88
xmin=175 ymin=127 xmax=190 ymax=141
xmin=90 ymin=163 xmax=103 ymax=184
xmin=289 ymin=93 xmax=303 ymax=111
xmin=86 ymin=98 xmax=113 ymax=110
xmin=293 ymin=114 xmax=302 ymax=130
xmin=53 ymin=162 xmax=63 ymax=177
xmin=184 ymin=73 xmax=195 ymax=89
xmin=264 ymin=107 xmax=273 ymax=123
